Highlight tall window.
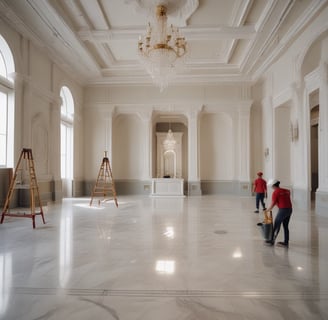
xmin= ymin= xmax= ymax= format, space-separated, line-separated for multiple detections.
xmin=0 ymin=35 xmax=14 ymax=167
xmin=60 ymin=86 xmax=74 ymax=180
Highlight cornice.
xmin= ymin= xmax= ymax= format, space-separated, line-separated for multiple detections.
xmin=272 ymin=87 xmax=293 ymax=108
xmin=251 ymin=0 xmax=328 ymax=82
xmin=86 ymin=73 xmax=253 ymax=87
xmin=242 ymin=0 xmax=295 ymax=76
xmin=304 ymin=67 xmax=320 ymax=92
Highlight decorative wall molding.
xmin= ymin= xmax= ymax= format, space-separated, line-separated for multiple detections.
xmin=204 ymin=100 xmax=253 ymax=112
xmin=272 ymin=87 xmax=292 ymax=108
xmin=14 ymin=72 xmax=60 ymax=105
xmin=31 ymin=113 xmax=49 ymax=177
xmin=251 ymin=1 xmax=328 ymax=81
xmin=304 ymin=67 xmax=320 ymax=92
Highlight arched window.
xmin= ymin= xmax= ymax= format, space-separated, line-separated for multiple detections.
xmin=60 ymin=86 xmax=74 ymax=196
xmin=0 ymin=35 xmax=15 ymax=167
xmin=60 ymin=86 xmax=74 ymax=121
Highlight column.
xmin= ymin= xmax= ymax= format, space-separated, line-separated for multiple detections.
xmin=16 ymin=75 xmax=33 ymax=149
xmin=11 ymin=72 xmax=24 ymax=165
xmin=290 ymin=81 xmax=304 ymax=190
xmin=301 ymin=70 xmax=319 ymax=209
xmin=187 ymin=108 xmax=202 ymax=195
xmin=50 ymin=97 xmax=62 ymax=200
xmin=318 ymin=62 xmax=328 ymax=192
xmin=237 ymin=105 xmax=251 ymax=195
xmin=103 ymin=106 xmax=115 ymax=163
xmin=72 ymin=101 xmax=84 ymax=197
xmin=139 ymin=111 xmax=152 ymax=181
xmin=316 ymin=62 xmax=328 ymax=213
xmin=262 ymin=96 xmax=274 ymax=179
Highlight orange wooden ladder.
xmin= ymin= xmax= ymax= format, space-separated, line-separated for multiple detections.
xmin=90 ymin=151 xmax=118 ymax=207
xmin=1 ymin=148 xmax=45 ymax=228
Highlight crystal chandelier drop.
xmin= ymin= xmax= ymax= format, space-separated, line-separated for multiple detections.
xmin=138 ymin=5 xmax=187 ymax=92
xmin=163 ymin=129 xmax=176 ymax=151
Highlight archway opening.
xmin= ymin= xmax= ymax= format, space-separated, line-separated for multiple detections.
xmin=310 ymin=101 xmax=319 ymax=202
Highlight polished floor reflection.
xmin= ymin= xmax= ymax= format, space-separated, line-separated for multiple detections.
xmin=0 ymin=195 xmax=328 ymax=320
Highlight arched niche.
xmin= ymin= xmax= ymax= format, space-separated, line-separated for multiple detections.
xmin=164 ymin=150 xmax=176 ymax=178
xmin=151 ymin=115 xmax=187 ymax=196
xmin=156 ymin=131 xmax=183 ymax=178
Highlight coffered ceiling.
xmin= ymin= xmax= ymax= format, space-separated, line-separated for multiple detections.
xmin=0 ymin=0 xmax=326 ymax=86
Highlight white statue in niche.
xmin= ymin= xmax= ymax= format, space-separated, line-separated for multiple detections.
xmin=163 ymin=129 xmax=176 ymax=178
xmin=152 ymin=130 xmax=184 ymax=196
xmin=163 ymin=150 xmax=176 ymax=178
xmin=156 ymin=130 xmax=183 ymax=179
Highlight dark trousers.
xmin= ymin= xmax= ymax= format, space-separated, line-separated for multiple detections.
xmin=272 ymin=208 xmax=292 ymax=244
xmin=255 ymin=193 xmax=266 ymax=210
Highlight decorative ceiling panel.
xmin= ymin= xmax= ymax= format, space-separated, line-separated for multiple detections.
xmin=187 ymin=0 xmax=242 ymax=26
xmin=108 ymin=40 xmax=139 ymax=61
xmin=0 ymin=0 xmax=326 ymax=86
xmin=187 ymin=39 xmax=226 ymax=61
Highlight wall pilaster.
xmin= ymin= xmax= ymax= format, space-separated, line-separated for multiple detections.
xmin=316 ymin=62 xmax=328 ymax=214
xmin=138 ymin=110 xmax=153 ymax=181
xmin=318 ymin=62 xmax=328 ymax=192
xmin=187 ymin=107 xmax=202 ymax=195
xmin=262 ymin=96 xmax=274 ymax=179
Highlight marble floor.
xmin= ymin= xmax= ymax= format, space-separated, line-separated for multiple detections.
xmin=0 ymin=195 xmax=328 ymax=320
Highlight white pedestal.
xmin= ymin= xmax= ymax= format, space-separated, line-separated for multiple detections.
xmin=151 ymin=178 xmax=184 ymax=197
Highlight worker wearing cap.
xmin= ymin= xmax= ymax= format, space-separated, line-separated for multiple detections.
xmin=253 ymin=172 xmax=267 ymax=213
xmin=265 ymin=179 xmax=293 ymax=247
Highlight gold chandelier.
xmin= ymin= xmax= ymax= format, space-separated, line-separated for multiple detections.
xmin=138 ymin=5 xmax=187 ymax=92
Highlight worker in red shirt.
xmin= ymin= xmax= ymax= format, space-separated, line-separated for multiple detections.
xmin=265 ymin=179 xmax=293 ymax=247
xmin=253 ymin=172 xmax=267 ymax=213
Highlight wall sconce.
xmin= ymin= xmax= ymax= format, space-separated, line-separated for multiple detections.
xmin=264 ymin=147 xmax=269 ymax=158
xmin=290 ymin=121 xmax=299 ymax=142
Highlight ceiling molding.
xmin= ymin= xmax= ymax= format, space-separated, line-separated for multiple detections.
xmin=0 ymin=0 xmax=324 ymax=88
xmin=78 ymin=25 xmax=256 ymax=42
xmin=251 ymin=0 xmax=328 ymax=82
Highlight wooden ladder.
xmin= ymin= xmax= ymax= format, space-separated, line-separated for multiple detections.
xmin=90 ymin=151 xmax=118 ymax=207
xmin=1 ymin=148 xmax=45 ymax=228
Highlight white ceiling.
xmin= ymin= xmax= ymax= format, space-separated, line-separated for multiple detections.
xmin=0 ymin=0 xmax=326 ymax=86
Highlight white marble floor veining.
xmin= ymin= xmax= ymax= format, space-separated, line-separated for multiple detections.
xmin=0 ymin=195 xmax=328 ymax=320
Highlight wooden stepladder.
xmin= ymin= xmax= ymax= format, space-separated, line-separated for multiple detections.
xmin=90 ymin=151 xmax=118 ymax=207
xmin=1 ymin=148 xmax=45 ymax=229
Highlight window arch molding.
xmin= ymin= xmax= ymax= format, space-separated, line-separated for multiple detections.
xmin=0 ymin=34 xmax=15 ymax=167
xmin=60 ymin=85 xmax=74 ymax=123
xmin=0 ymin=34 xmax=15 ymax=80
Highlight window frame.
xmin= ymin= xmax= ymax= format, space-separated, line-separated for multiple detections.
xmin=0 ymin=35 xmax=15 ymax=168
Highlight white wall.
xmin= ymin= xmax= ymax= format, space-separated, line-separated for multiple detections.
xmin=200 ymin=113 xmax=234 ymax=180
xmin=112 ymin=114 xmax=144 ymax=180
xmin=274 ymin=105 xmax=291 ymax=186
xmin=1 ymin=0 xmax=327 ymax=202
xmin=84 ymin=84 xmax=252 ymax=192
xmin=83 ymin=107 xmax=111 ymax=180
xmin=252 ymin=5 xmax=328 ymax=210
xmin=0 ymin=18 xmax=84 ymax=201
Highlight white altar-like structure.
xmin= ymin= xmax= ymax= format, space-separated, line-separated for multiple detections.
xmin=151 ymin=131 xmax=184 ymax=196
xmin=151 ymin=178 xmax=184 ymax=196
